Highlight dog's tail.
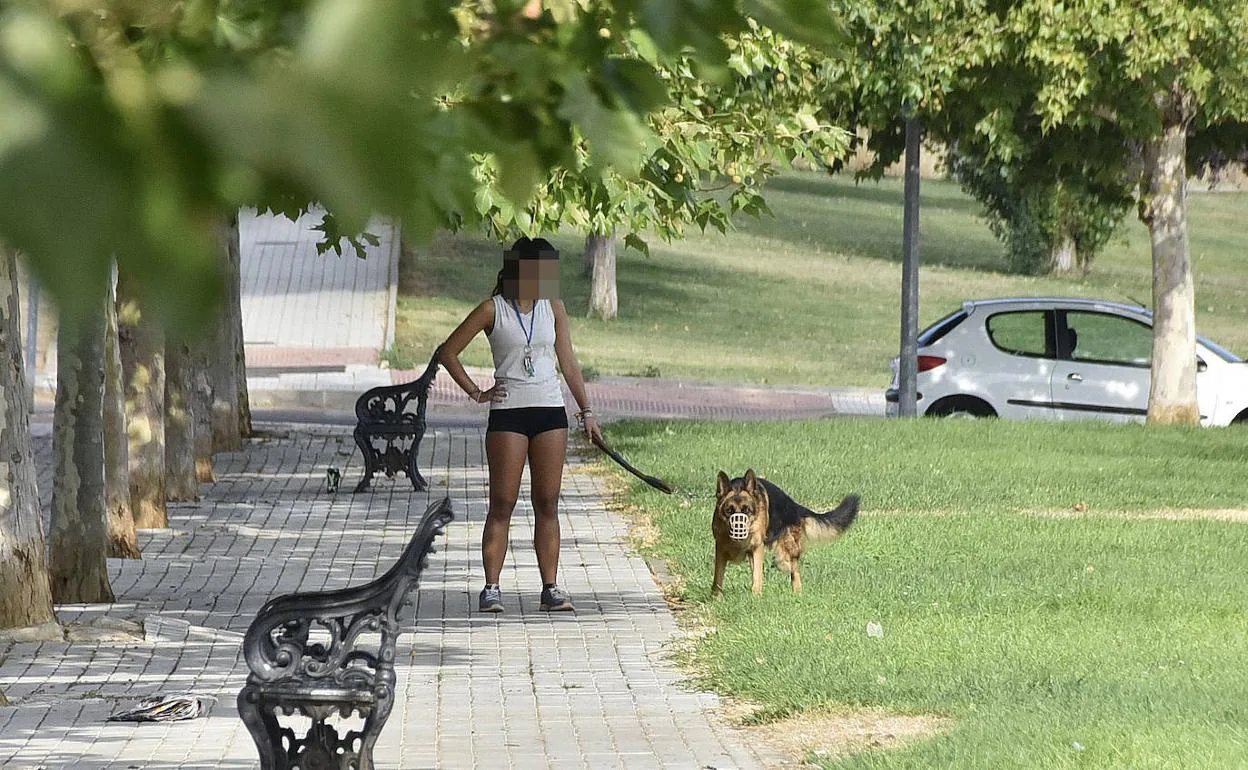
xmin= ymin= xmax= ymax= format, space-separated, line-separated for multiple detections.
xmin=803 ymin=494 xmax=860 ymax=541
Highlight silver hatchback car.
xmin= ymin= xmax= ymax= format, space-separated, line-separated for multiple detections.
xmin=885 ymin=297 xmax=1248 ymax=426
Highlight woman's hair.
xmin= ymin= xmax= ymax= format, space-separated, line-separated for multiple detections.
xmin=492 ymin=236 xmax=559 ymax=296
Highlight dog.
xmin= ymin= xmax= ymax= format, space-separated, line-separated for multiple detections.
xmin=712 ymin=469 xmax=859 ymax=596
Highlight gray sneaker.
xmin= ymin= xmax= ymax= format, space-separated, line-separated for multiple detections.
xmin=478 ymin=585 xmax=504 ymax=613
xmin=540 ymin=585 xmax=574 ymax=612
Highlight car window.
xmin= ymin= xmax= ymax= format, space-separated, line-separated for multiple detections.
xmin=1064 ymin=311 xmax=1152 ymax=366
xmin=918 ymin=310 xmax=968 ymax=346
xmin=986 ymin=311 xmax=1052 ymax=358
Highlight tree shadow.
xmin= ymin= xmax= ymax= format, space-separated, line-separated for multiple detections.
xmin=731 ymin=172 xmax=1008 ymax=273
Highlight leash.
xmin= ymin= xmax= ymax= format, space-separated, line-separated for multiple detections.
xmin=590 ymin=433 xmax=673 ymax=494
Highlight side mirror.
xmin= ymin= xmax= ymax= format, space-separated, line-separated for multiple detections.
xmin=1197 ymin=358 xmax=1208 ymax=373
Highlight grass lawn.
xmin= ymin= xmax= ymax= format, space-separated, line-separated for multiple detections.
xmin=393 ymin=173 xmax=1248 ymax=387
xmin=602 ymin=418 xmax=1248 ymax=768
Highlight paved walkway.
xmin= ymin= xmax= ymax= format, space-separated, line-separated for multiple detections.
xmin=240 ymin=208 xmax=397 ymax=350
xmin=1 ymin=424 xmax=789 ymax=770
xmin=240 ymin=208 xmax=398 ymax=397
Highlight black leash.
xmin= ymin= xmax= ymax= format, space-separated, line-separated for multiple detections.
xmin=590 ymin=433 xmax=673 ymax=494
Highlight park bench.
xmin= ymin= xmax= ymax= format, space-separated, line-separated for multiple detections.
xmin=352 ymin=346 xmax=441 ymax=493
xmin=236 ymin=497 xmax=454 ymax=770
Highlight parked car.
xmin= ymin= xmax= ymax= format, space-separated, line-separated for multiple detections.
xmin=885 ymin=297 xmax=1248 ymax=426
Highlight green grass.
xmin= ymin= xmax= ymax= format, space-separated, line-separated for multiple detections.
xmin=605 ymin=418 xmax=1248 ymax=768
xmin=394 ymin=173 xmax=1248 ymax=386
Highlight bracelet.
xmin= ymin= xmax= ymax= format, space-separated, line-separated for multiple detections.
xmin=576 ymin=407 xmax=594 ymax=423
xmin=469 ymin=388 xmax=482 ymax=401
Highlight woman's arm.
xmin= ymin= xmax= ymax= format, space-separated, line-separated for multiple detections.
xmin=438 ymin=300 xmax=505 ymax=404
xmin=552 ymin=300 xmax=602 ymax=441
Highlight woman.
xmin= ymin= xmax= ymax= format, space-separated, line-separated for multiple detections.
xmin=439 ymin=237 xmax=603 ymax=613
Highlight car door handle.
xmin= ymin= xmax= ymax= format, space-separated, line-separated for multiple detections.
xmin=1066 ymin=373 xmax=1083 ymax=382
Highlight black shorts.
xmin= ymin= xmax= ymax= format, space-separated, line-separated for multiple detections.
xmin=487 ymin=407 xmax=569 ymax=439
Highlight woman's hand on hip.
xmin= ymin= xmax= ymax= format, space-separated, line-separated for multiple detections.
xmin=476 ymin=384 xmax=507 ymax=404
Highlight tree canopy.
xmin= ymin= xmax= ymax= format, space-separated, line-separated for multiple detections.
xmin=0 ymin=0 xmax=843 ymax=329
xmin=470 ymin=21 xmax=850 ymax=255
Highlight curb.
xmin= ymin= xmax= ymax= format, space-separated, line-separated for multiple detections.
xmin=247 ymin=381 xmax=887 ymax=421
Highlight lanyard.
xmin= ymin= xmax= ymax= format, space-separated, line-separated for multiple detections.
xmin=507 ymin=299 xmax=536 ymax=347
xmin=507 ymin=299 xmax=538 ymax=377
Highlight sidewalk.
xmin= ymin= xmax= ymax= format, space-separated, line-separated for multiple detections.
xmin=240 ymin=208 xmax=398 ymax=399
xmin=0 ymin=423 xmax=792 ymax=770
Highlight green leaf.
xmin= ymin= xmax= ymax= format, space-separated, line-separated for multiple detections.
xmin=603 ymin=57 xmax=670 ymax=115
xmin=743 ymin=0 xmax=848 ymax=53
xmin=623 ymin=232 xmax=651 ymax=256
xmin=494 ymin=144 xmax=542 ymax=210
xmin=556 ymin=70 xmax=651 ymax=174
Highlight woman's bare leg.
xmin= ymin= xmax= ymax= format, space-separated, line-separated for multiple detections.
xmin=528 ymin=428 xmax=568 ymax=586
xmin=483 ymin=431 xmax=529 ymax=584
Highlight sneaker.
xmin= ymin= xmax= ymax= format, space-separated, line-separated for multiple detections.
xmin=478 ymin=585 xmax=504 ymax=613
xmin=539 ymin=585 xmax=574 ymax=612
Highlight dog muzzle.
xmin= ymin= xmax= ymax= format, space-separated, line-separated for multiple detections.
xmin=727 ymin=512 xmax=751 ymax=541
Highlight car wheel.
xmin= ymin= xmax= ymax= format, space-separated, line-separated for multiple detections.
xmin=926 ymin=397 xmax=997 ymax=419
xmin=1232 ymin=410 xmax=1248 ymax=426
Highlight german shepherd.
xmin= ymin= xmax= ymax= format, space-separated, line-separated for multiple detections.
xmin=713 ymin=469 xmax=859 ymax=596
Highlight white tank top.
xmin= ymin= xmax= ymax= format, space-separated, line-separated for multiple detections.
xmin=486 ymin=295 xmax=564 ymax=410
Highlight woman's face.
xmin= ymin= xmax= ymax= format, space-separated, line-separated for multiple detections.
xmin=514 ymin=257 xmax=560 ymax=300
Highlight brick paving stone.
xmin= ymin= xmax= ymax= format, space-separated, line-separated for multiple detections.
xmin=1 ymin=423 xmax=793 ymax=769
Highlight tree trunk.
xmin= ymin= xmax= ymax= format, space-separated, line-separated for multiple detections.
xmin=117 ymin=273 xmax=168 ymax=528
xmin=49 ymin=295 xmax=115 ymax=604
xmin=581 ymin=233 xmax=595 ymax=277
xmin=211 ymin=213 xmax=249 ymax=451
xmin=1139 ymin=88 xmax=1199 ymax=426
xmin=103 ymin=271 xmax=139 ymax=559
xmin=165 ymin=337 xmax=198 ymax=501
xmin=1049 ymin=231 xmax=1078 ymax=276
xmin=191 ymin=344 xmax=214 ymax=483
xmin=586 ymin=232 xmax=618 ymax=320
xmin=0 ymin=246 xmax=56 ymax=630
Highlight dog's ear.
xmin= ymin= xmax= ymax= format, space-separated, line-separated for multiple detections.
xmin=743 ymin=468 xmax=757 ymax=494
xmin=716 ymin=471 xmax=730 ymax=498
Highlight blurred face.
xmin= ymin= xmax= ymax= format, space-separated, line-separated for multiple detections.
xmin=504 ymin=251 xmax=560 ymax=300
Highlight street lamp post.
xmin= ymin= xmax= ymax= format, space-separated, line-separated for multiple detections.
xmin=897 ymin=106 xmax=922 ymax=417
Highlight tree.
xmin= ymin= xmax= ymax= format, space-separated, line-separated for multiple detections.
xmin=103 ymin=272 xmax=139 ymax=559
xmin=470 ymin=21 xmax=850 ymax=319
xmin=0 ymin=245 xmax=55 ymax=630
xmin=948 ymin=137 xmax=1134 ymax=276
xmin=977 ymin=1 xmax=1248 ymax=424
xmin=830 ymin=0 xmax=1248 ymax=425
xmin=49 ymin=294 xmax=115 ymax=604
xmin=210 ymin=214 xmax=249 ymax=451
xmin=0 ymin=0 xmax=840 ymax=329
xmin=165 ymin=336 xmax=198 ymax=502
xmin=117 ymin=275 xmax=167 ymax=529
xmin=191 ymin=345 xmax=215 ymax=483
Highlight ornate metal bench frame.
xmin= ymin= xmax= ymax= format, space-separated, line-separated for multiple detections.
xmin=352 ymin=347 xmax=442 ymax=493
xmin=237 ymin=497 xmax=453 ymax=770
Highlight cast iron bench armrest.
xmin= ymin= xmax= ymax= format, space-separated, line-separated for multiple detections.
xmin=236 ymin=497 xmax=454 ymax=770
